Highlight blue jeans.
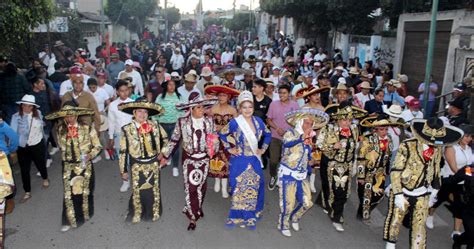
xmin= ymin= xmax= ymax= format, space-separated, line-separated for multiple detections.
xmin=161 ymin=122 xmax=181 ymax=168
xmin=424 ymin=101 xmax=435 ymax=118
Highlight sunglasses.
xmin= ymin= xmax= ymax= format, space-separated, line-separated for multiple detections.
xmin=156 ymin=70 xmax=163 ymax=73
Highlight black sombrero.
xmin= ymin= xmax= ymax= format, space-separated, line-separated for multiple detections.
xmin=411 ymin=118 xmax=463 ymax=146
xmin=118 ymin=100 xmax=164 ymax=116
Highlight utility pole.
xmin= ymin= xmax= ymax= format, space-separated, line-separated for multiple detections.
xmin=164 ymin=0 xmax=168 ymax=42
xmin=283 ymin=0 xmax=287 ymax=38
xmin=100 ymin=0 xmax=105 ymax=44
xmin=422 ymin=0 xmax=439 ymax=117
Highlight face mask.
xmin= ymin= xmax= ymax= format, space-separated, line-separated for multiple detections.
xmin=389 ymin=116 xmax=398 ymax=122
xmin=412 ymin=111 xmax=419 ymax=116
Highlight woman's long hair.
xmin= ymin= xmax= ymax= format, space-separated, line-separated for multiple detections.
xmin=19 ymin=104 xmax=40 ymax=118
xmin=160 ymin=80 xmax=181 ymax=100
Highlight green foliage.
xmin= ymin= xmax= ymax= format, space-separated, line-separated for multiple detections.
xmin=0 ymin=0 xmax=54 ymax=55
xmin=381 ymin=0 xmax=469 ymax=28
xmin=203 ymin=17 xmax=225 ymax=28
xmin=164 ymin=7 xmax=181 ymax=29
xmin=225 ymin=12 xmax=253 ymax=31
xmin=180 ymin=19 xmax=194 ymax=30
xmin=260 ymin=0 xmax=379 ymax=35
xmin=105 ymin=0 xmax=157 ymax=34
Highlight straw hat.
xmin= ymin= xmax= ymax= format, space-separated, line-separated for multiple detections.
xmin=360 ymin=115 xmax=406 ymax=128
xmin=285 ymin=108 xmax=329 ymax=130
xmin=349 ymin=67 xmax=359 ymax=75
xmin=386 ymin=79 xmax=401 ymax=88
xmin=360 ymin=81 xmax=373 ymax=89
xmin=118 ymin=100 xmax=164 ymax=116
xmin=332 ymin=83 xmax=350 ymax=95
xmin=383 ymin=104 xmax=403 ymax=118
xmin=16 ymin=95 xmax=39 ymax=107
xmin=200 ymin=67 xmax=213 ymax=77
xmin=184 ymin=73 xmax=197 ymax=83
xmin=295 ymin=86 xmax=330 ymax=99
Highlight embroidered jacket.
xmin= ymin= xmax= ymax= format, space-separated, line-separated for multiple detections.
xmin=119 ymin=120 xmax=168 ymax=174
xmin=316 ymin=123 xmax=359 ymax=162
xmin=390 ymin=138 xmax=442 ymax=195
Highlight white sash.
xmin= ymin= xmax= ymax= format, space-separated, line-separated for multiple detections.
xmin=235 ymin=115 xmax=263 ymax=168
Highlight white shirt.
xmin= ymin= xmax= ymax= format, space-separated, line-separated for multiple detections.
xmin=170 ymin=53 xmax=185 ymax=70
xmin=11 ymin=112 xmax=44 ymax=147
xmin=221 ymin=51 xmax=234 ymax=65
xmin=196 ymin=76 xmax=221 ymax=94
xmin=99 ymin=84 xmax=115 ymax=99
xmin=313 ymin=53 xmax=326 ymax=62
xmin=89 ymin=88 xmax=109 ymax=112
xmin=401 ymin=109 xmax=423 ymax=123
xmin=304 ymin=52 xmax=313 ymax=61
xmin=107 ymin=97 xmax=133 ymax=139
xmin=59 ymin=75 xmax=90 ymax=97
xmin=39 ymin=51 xmax=51 ymax=67
xmin=177 ymin=85 xmax=201 ymax=102
xmin=244 ymin=49 xmax=257 ymax=59
xmin=118 ymin=70 xmax=144 ymax=96
xmin=388 ymin=127 xmax=401 ymax=153
xmin=269 ymin=75 xmax=280 ymax=85
xmin=271 ymin=56 xmax=283 ymax=68
xmin=353 ymin=92 xmax=373 ymax=109
xmin=442 ymin=144 xmax=474 ymax=178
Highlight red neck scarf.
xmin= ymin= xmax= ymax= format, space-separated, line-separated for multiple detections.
xmin=138 ymin=122 xmax=152 ymax=135
xmin=379 ymin=138 xmax=388 ymax=152
xmin=423 ymin=146 xmax=435 ymax=161
xmin=340 ymin=128 xmax=351 ymax=138
xmin=67 ymin=125 xmax=78 ymax=139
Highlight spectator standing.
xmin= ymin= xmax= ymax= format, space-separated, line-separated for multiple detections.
xmin=118 ymin=60 xmax=144 ymax=97
xmin=266 ymin=84 xmax=299 ymax=191
xmin=0 ymin=63 xmax=32 ymax=123
xmin=106 ymin=53 xmax=125 ymax=87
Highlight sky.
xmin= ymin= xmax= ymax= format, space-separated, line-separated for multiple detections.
xmin=166 ymin=0 xmax=259 ymax=14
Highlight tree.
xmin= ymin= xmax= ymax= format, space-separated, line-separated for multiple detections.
xmin=0 ymin=0 xmax=54 ymax=55
xmin=164 ymin=7 xmax=181 ymax=30
xmin=105 ymin=0 xmax=157 ymax=36
xmin=203 ymin=17 xmax=225 ymax=29
xmin=381 ymin=0 xmax=470 ymax=28
xmin=260 ymin=0 xmax=379 ymax=36
xmin=225 ymin=12 xmax=253 ymax=31
xmin=180 ymin=19 xmax=194 ymax=30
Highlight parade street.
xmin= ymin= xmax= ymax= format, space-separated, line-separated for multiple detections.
xmin=6 ymin=155 xmax=454 ymax=249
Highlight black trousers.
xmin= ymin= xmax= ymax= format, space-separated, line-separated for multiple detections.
xmin=17 ymin=140 xmax=48 ymax=192
xmin=316 ymin=155 xmax=330 ymax=210
xmin=454 ymin=209 xmax=474 ymax=249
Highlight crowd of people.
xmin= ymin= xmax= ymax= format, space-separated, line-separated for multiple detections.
xmin=0 ymin=29 xmax=472 ymax=249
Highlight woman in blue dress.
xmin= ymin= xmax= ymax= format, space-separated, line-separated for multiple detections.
xmin=219 ymin=90 xmax=272 ymax=230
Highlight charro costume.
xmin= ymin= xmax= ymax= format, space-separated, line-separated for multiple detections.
xmin=356 ymin=116 xmax=405 ymax=221
xmin=316 ymin=102 xmax=366 ymax=229
xmin=383 ymin=118 xmax=463 ymax=249
xmin=45 ymin=104 xmax=102 ymax=230
xmin=277 ymin=108 xmax=329 ymax=236
xmin=0 ymin=151 xmax=14 ymax=247
xmin=118 ymin=101 xmax=168 ymax=223
xmin=162 ymin=93 xmax=219 ymax=229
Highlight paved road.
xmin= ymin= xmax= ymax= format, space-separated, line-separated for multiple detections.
xmin=6 ymin=154 xmax=455 ymax=249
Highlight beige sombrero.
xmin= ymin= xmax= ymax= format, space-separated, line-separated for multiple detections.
xmin=45 ymin=105 xmax=94 ymax=120
xmin=285 ymin=108 xmax=329 ymax=130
